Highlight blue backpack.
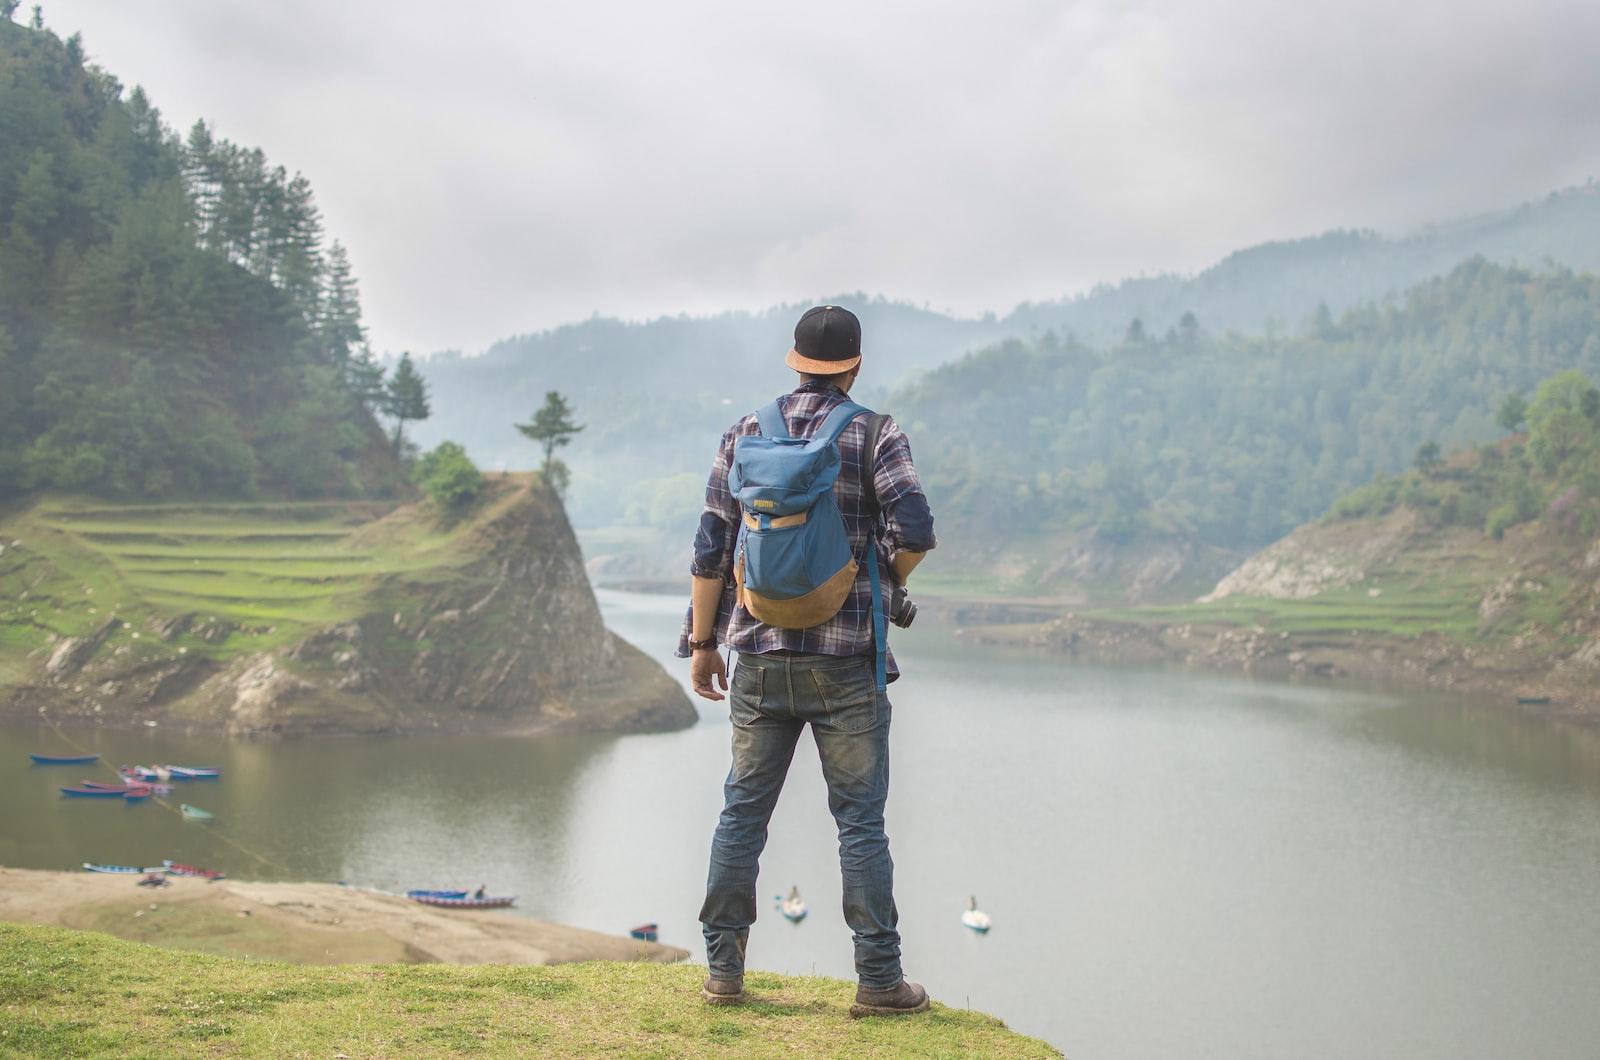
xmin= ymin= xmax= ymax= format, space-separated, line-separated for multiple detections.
xmin=728 ymin=398 xmax=888 ymax=689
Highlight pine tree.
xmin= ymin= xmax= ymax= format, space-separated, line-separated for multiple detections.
xmin=319 ymin=241 xmax=365 ymax=366
xmin=515 ymin=391 xmax=584 ymax=493
xmin=382 ymin=352 xmax=430 ymax=456
xmin=276 ymin=173 xmax=324 ymax=316
xmin=344 ymin=344 xmax=386 ymax=409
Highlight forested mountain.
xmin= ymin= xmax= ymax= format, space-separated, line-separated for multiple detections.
xmin=413 ymin=298 xmax=1013 ymax=531
xmin=415 ymin=185 xmax=1600 ymax=555
xmin=0 ymin=16 xmax=402 ymax=501
xmin=901 ymin=260 xmax=1600 ymax=566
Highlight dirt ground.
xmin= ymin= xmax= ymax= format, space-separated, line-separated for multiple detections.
xmin=0 ymin=867 xmax=688 ymax=967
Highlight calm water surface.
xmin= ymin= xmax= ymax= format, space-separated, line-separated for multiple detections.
xmin=5 ymin=588 xmax=1600 ymax=1060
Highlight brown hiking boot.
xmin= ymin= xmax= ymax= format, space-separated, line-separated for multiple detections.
xmin=701 ymin=975 xmax=745 ymax=1005
xmin=849 ymin=979 xmax=930 ymax=1018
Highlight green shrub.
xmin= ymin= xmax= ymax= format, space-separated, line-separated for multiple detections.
xmin=1485 ymin=503 xmax=1521 ymax=539
xmin=413 ymin=441 xmax=482 ymax=509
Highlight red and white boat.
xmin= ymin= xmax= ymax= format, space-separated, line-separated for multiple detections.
xmin=407 ymin=893 xmax=516 ymax=909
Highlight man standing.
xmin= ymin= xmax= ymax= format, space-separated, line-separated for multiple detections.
xmin=678 ymin=305 xmax=937 ymax=1017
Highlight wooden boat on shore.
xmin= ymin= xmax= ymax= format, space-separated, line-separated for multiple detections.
xmin=83 ymin=862 xmax=166 ymax=874
xmin=180 ymin=803 xmax=214 ymax=820
xmin=163 ymin=860 xmax=225 ymax=880
xmin=30 ymin=753 xmax=101 ymax=765
xmin=407 ymin=893 xmax=516 ymax=909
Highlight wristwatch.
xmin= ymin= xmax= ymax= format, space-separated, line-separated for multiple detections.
xmin=688 ymin=636 xmax=718 ymax=651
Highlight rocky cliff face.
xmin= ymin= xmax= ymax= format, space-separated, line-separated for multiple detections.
xmin=3 ymin=479 xmax=697 ymax=738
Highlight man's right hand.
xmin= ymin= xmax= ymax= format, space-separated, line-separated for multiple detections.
xmin=691 ymin=648 xmax=729 ymax=701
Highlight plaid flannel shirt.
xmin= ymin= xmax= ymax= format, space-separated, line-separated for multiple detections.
xmin=675 ymin=381 xmax=936 ymax=679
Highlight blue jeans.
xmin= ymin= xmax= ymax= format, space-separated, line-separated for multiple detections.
xmin=700 ymin=651 xmax=903 ymax=988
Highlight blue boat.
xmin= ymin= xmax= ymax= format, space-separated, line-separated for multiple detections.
xmin=30 ymin=753 xmax=101 ymax=765
xmin=407 ymin=889 xmax=470 ymax=899
xmin=60 ymin=786 xmax=130 ymax=798
xmin=83 ymin=863 xmax=166 ymax=874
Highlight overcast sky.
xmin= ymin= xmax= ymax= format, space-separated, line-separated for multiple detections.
xmin=36 ymin=0 xmax=1600 ymax=358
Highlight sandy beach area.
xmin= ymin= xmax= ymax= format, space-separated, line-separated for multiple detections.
xmin=0 ymin=867 xmax=688 ymax=967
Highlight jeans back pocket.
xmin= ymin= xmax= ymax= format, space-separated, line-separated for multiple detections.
xmin=809 ymin=663 xmax=878 ymax=734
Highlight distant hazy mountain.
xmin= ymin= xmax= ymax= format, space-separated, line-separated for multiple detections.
xmin=412 ymin=184 xmax=1600 ymax=540
xmin=1004 ymin=183 xmax=1600 ymax=348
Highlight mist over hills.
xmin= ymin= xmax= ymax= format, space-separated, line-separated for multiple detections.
xmin=1004 ymin=183 xmax=1600 ymax=348
xmin=414 ymin=186 xmax=1600 ymax=564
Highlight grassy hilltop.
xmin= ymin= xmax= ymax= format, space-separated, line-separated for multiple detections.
xmin=0 ymin=923 xmax=1063 ymax=1059
xmin=0 ymin=476 xmax=694 ymax=736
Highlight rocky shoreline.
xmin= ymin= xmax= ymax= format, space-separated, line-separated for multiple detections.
xmin=956 ymin=611 xmax=1600 ymax=725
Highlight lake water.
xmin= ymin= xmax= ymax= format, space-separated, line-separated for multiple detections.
xmin=6 ymin=588 xmax=1600 ymax=1059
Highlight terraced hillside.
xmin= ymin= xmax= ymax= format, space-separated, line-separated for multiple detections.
xmin=959 ymin=509 xmax=1600 ymax=723
xmin=5 ymin=501 xmax=384 ymax=650
xmin=0 ymin=480 xmax=695 ymax=736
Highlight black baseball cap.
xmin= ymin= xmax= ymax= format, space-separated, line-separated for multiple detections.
xmin=785 ymin=305 xmax=862 ymax=374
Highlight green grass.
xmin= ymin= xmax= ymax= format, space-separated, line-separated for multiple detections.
xmin=0 ymin=493 xmax=506 ymax=664
xmin=0 ymin=923 xmax=1063 ymax=1058
xmin=1105 ymin=584 xmax=1483 ymax=639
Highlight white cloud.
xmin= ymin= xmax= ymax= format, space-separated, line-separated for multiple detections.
xmin=39 ymin=0 xmax=1600 ymax=356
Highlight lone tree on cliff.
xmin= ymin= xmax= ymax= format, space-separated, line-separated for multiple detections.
xmin=383 ymin=352 xmax=431 ymax=457
xmin=516 ymin=391 xmax=584 ymax=497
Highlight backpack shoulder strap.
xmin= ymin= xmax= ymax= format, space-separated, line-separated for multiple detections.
xmin=811 ymin=399 xmax=868 ymax=446
xmin=754 ymin=400 xmax=788 ymax=439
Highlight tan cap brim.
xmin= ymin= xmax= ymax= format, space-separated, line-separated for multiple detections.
xmin=786 ymin=347 xmax=862 ymax=374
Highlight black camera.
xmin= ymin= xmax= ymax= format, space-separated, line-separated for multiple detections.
xmin=889 ymin=582 xmax=917 ymax=628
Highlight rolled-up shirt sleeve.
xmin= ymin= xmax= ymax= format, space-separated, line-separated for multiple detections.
xmin=874 ymin=418 xmax=937 ymax=556
xmin=688 ymin=423 xmax=745 ymax=581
